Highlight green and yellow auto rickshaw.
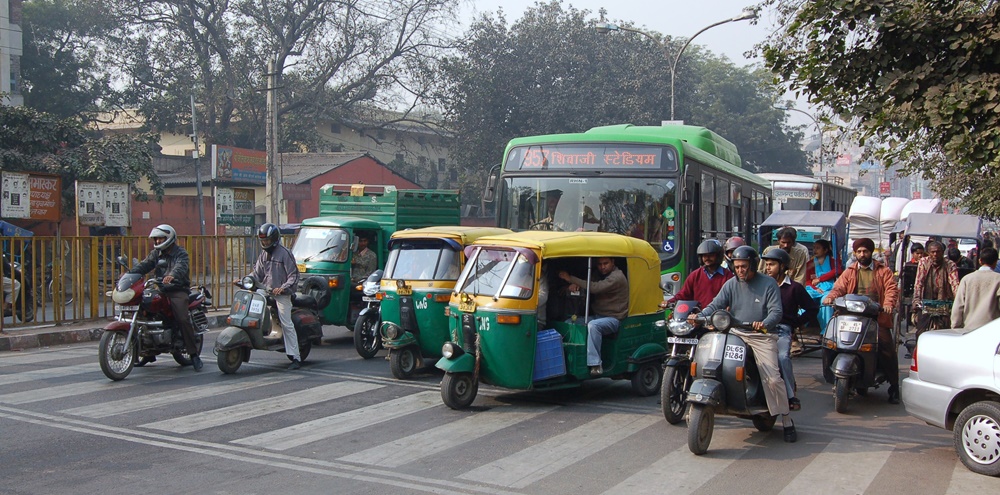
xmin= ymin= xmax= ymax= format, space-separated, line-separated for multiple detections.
xmin=378 ymin=226 xmax=512 ymax=379
xmin=436 ymin=231 xmax=667 ymax=409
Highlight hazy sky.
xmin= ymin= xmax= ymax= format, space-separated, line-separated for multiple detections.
xmin=460 ymin=1 xmax=817 ymax=128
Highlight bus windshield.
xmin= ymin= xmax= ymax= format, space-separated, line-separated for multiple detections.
xmin=458 ymin=248 xmax=536 ymax=299
xmin=496 ymin=177 xmax=679 ymax=258
xmin=291 ymin=227 xmax=350 ymax=263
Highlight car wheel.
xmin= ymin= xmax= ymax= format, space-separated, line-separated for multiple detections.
xmin=954 ymin=401 xmax=1000 ymax=476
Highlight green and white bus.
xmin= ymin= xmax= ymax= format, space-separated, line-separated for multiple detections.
xmin=485 ymin=123 xmax=772 ymax=297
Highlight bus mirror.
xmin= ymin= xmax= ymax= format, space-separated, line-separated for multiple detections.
xmin=482 ymin=165 xmax=500 ymax=203
xmin=681 ymin=176 xmax=695 ymax=204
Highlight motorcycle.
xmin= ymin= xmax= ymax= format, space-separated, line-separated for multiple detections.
xmin=657 ymin=300 xmax=709 ymax=425
xmin=686 ymin=310 xmax=778 ymax=455
xmin=822 ymin=294 xmax=887 ymax=413
xmin=214 ymin=275 xmax=331 ymax=374
xmin=99 ymin=258 xmax=212 ymax=381
xmin=353 ymin=269 xmax=384 ymax=359
xmin=2 ymin=252 xmax=36 ymax=322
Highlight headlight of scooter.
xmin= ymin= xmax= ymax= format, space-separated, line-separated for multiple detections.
xmin=710 ymin=311 xmax=732 ymax=331
xmin=845 ymin=300 xmax=866 ymax=313
xmin=241 ymin=276 xmax=256 ymax=290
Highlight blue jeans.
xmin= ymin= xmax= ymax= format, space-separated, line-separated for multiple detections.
xmin=584 ymin=316 xmax=620 ymax=366
xmin=776 ymin=324 xmax=795 ymax=399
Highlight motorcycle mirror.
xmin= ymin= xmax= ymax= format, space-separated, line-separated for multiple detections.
xmin=116 ymin=255 xmax=129 ymax=267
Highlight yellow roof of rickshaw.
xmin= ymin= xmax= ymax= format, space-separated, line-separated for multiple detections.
xmin=388 ymin=226 xmax=513 ymax=245
xmin=472 ymin=231 xmax=660 ymax=263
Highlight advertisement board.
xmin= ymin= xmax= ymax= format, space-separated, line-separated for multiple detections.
xmin=75 ymin=181 xmax=132 ymax=227
xmin=212 ymin=145 xmax=267 ymax=185
xmin=216 ymin=187 xmax=256 ymax=235
xmin=1 ymin=172 xmax=63 ymax=221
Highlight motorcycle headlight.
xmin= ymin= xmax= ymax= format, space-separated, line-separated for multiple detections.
xmin=845 ymin=300 xmax=866 ymax=313
xmin=441 ymin=341 xmax=464 ymax=359
xmin=668 ymin=320 xmax=695 ymax=336
xmin=363 ymin=281 xmax=379 ymax=296
xmin=112 ymin=288 xmax=135 ymax=304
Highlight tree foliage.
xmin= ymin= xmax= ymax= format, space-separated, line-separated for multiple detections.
xmin=0 ymin=104 xmax=163 ymax=217
xmin=757 ymin=0 xmax=1000 ymax=218
xmin=438 ymin=1 xmax=808 ymax=206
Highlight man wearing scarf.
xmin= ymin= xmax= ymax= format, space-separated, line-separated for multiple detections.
xmin=824 ymin=238 xmax=901 ymax=404
xmin=911 ymin=240 xmax=960 ymax=337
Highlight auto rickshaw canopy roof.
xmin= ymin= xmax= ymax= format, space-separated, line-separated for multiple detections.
xmin=903 ymin=213 xmax=982 ymax=240
xmin=388 ymin=226 xmax=513 ymax=248
xmin=469 ymin=231 xmax=663 ymax=316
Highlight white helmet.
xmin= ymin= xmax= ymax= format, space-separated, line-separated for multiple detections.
xmin=149 ymin=224 xmax=177 ymax=250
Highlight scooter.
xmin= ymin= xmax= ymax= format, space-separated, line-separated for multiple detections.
xmin=657 ymin=300 xmax=709 ymax=425
xmin=214 ymin=275 xmax=331 ymax=374
xmin=2 ymin=253 xmax=35 ymax=322
xmin=100 ymin=258 xmax=212 ymax=381
xmin=822 ymin=294 xmax=886 ymax=413
xmin=686 ymin=310 xmax=778 ymax=455
xmin=353 ymin=269 xmax=384 ymax=359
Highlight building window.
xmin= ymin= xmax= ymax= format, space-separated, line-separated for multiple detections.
xmin=450 ymin=169 xmax=458 ymax=180
xmin=395 ymin=153 xmax=405 ymax=163
xmin=438 ymin=158 xmax=446 ymax=171
xmin=330 ymin=123 xmax=341 ymax=134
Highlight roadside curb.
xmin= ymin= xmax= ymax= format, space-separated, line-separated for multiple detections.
xmin=0 ymin=314 xmax=229 ymax=352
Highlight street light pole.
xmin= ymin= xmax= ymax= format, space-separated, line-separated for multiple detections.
xmin=777 ymin=106 xmax=824 ymax=171
xmin=596 ymin=10 xmax=757 ymax=121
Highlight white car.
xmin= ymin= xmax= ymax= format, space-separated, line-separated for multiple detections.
xmin=902 ymin=320 xmax=1000 ymax=476
xmin=958 ymin=238 xmax=978 ymax=258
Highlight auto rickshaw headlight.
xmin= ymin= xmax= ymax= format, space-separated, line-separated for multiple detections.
xmin=383 ymin=322 xmax=403 ymax=340
xmin=442 ymin=341 xmax=464 ymax=359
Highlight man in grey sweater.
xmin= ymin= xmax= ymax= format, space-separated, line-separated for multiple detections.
xmin=951 ymin=247 xmax=1000 ymax=329
xmin=559 ymin=257 xmax=628 ymax=376
xmin=698 ymin=246 xmax=796 ymax=442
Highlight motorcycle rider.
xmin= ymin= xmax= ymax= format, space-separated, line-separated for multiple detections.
xmin=761 ymin=248 xmax=819 ymax=412
xmin=823 ymin=238 xmax=901 ymax=404
xmin=240 ymin=223 xmax=303 ymax=370
xmin=662 ymin=239 xmax=733 ymax=309
xmin=130 ymin=225 xmax=202 ymax=371
xmin=695 ymin=246 xmax=796 ymax=442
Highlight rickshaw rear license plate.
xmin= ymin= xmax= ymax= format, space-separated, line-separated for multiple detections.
xmin=397 ymin=287 xmax=413 ymax=296
xmin=296 ymin=263 xmax=306 ymax=272
xmin=668 ymin=336 xmax=699 ymax=345
xmin=724 ymin=344 xmax=745 ymax=362
xmin=459 ymin=300 xmax=476 ymax=313
xmin=838 ymin=321 xmax=863 ymax=333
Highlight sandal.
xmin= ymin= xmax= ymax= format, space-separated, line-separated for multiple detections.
xmin=789 ymin=397 xmax=802 ymax=411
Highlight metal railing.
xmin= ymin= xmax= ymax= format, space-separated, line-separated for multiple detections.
xmin=2 ymin=234 xmax=288 ymax=329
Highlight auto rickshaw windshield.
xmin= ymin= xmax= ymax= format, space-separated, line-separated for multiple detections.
xmin=291 ymin=227 xmax=349 ymax=262
xmin=384 ymin=240 xmax=461 ymax=280
xmin=457 ymin=247 xmax=537 ymax=299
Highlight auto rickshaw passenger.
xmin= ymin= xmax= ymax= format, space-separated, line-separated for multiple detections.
xmin=908 ymin=242 xmax=925 ymax=264
xmin=761 ymin=227 xmax=809 ymax=284
xmin=557 ymin=257 xmax=628 ymax=376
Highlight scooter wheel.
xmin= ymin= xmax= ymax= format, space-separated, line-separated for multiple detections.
xmin=218 ymin=348 xmax=245 ymax=374
xmin=687 ymin=404 xmax=714 ymax=455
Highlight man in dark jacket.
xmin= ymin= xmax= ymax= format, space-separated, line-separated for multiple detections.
xmin=130 ymin=224 xmax=202 ymax=370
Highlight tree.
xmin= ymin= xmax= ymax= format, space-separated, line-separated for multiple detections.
xmin=0 ymin=104 xmax=163 ymax=218
xmin=756 ymin=0 xmax=1000 ymax=217
xmin=438 ymin=1 xmax=807 ymax=206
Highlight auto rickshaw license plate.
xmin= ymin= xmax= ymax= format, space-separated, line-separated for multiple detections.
xmin=397 ymin=287 xmax=413 ymax=296
xmin=668 ymin=336 xmax=700 ymax=345
xmin=296 ymin=263 xmax=306 ymax=272
xmin=839 ymin=321 xmax=863 ymax=333
xmin=724 ymin=344 xmax=745 ymax=362
xmin=459 ymin=300 xmax=476 ymax=313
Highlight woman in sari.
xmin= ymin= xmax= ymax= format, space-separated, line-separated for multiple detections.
xmin=805 ymin=239 xmax=842 ymax=332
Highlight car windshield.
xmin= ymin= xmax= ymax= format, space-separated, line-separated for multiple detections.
xmin=457 ymin=248 xmax=536 ymax=299
xmin=291 ymin=227 xmax=349 ymax=263
xmin=384 ymin=240 xmax=461 ymax=281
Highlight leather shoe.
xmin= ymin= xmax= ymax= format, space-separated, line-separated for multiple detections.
xmin=288 ymin=359 xmax=301 ymax=370
xmin=191 ymin=355 xmax=203 ymax=372
xmin=887 ymin=386 xmax=900 ymax=404
xmin=784 ymin=425 xmax=798 ymax=443
xmin=589 ymin=365 xmax=603 ymax=376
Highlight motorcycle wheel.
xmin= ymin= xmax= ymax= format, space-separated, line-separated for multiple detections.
xmin=353 ymin=312 xmax=382 ymax=359
xmin=687 ymin=404 xmax=715 ymax=455
xmin=13 ymin=292 xmax=36 ymax=323
xmin=99 ymin=331 xmax=136 ymax=381
xmin=631 ymin=361 xmax=663 ymax=397
xmin=172 ymin=333 xmax=205 ymax=366
xmin=218 ymin=348 xmax=245 ymax=374
xmin=661 ymin=366 xmax=689 ymax=425
xmin=390 ymin=346 xmax=419 ymax=380
xmin=441 ymin=372 xmax=478 ymax=410
xmin=834 ymin=376 xmax=850 ymax=414
xmin=954 ymin=401 xmax=1000 ymax=477
xmin=752 ymin=415 xmax=777 ymax=432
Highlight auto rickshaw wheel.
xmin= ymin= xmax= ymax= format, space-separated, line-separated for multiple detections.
xmin=631 ymin=361 xmax=662 ymax=397
xmin=390 ymin=346 xmax=418 ymax=379
xmin=687 ymin=404 xmax=714 ymax=455
xmin=441 ymin=372 xmax=478 ymax=410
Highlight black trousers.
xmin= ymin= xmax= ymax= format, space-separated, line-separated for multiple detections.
xmin=167 ymin=290 xmax=199 ymax=355
xmin=877 ymin=326 xmax=899 ymax=387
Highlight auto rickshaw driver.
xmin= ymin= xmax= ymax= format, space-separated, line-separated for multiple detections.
xmin=558 ymin=256 xmax=628 ymax=376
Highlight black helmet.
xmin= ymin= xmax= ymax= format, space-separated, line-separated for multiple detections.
xmin=760 ymin=248 xmax=790 ymax=267
xmin=258 ymin=223 xmax=281 ymax=252
xmin=697 ymin=239 xmax=724 ymax=256
xmin=730 ymin=245 xmax=760 ymax=273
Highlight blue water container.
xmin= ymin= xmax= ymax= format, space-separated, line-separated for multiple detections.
xmin=533 ymin=329 xmax=566 ymax=381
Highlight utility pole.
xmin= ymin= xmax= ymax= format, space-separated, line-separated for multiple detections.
xmin=190 ymin=92 xmax=206 ymax=235
xmin=265 ymin=58 xmax=280 ymax=224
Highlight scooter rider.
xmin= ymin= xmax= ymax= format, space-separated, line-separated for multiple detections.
xmin=130 ymin=225 xmax=202 ymax=371
xmin=662 ymin=239 xmax=733 ymax=309
xmin=240 ymin=223 xmax=303 ymax=370
xmin=694 ymin=245 xmax=796 ymax=442
xmin=761 ymin=248 xmax=819 ymax=412
xmin=823 ymin=238 xmax=900 ymax=404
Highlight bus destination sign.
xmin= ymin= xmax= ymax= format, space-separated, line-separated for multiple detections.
xmin=506 ymin=145 xmax=676 ymax=171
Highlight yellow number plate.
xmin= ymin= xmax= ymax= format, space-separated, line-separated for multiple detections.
xmin=296 ymin=263 xmax=306 ymax=273
xmin=459 ymin=300 xmax=476 ymax=313
xmin=397 ymin=287 xmax=413 ymax=296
